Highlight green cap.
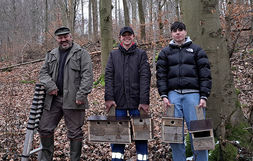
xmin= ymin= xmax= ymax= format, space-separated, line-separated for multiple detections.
xmin=54 ymin=26 xmax=70 ymax=36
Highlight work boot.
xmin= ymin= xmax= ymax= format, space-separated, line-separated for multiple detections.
xmin=39 ymin=135 xmax=54 ymax=161
xmin=70 ymin=140 xmax=82 ymax=161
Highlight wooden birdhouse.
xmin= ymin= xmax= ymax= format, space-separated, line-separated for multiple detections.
xmin=87 ymin=106 xmax=131 ymax=144
xmin=131 ymin=109 xmax=154 ymax=140
xmin=189 ymin=106 xmax=215 ymax=150
xmin=161 ymin=104 xmax=183 ymax=143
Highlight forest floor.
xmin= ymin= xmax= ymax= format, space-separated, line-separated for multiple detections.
xmin=0 ymin=47 xmax=252 ymax=161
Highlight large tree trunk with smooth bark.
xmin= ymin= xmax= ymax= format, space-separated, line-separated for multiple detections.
xmin=181 ymin=0 xmax=245 ymax=137
xmin=99 ymin=0 xmax=113 ymax=74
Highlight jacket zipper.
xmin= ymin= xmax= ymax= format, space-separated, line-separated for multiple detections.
xmin=179 ymin=47 xmax=182 ymax=89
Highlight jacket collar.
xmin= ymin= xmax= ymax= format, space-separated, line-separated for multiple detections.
xmin=50 ymin=42 xmax=82 ymax=62
xmin=119 ymin=43 xmax=137 ymax=54
xmin=169 ymin=36 xmax=192 ymax=48
xmin=65 ymin=42 xmax=81 ymax=62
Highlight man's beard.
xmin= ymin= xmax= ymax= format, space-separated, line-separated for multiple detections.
xmin=59 ymin=41 xmax=73 ymax=50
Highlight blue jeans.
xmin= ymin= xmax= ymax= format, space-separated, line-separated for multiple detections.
xmin=111 ymin=109 xmax=148 ymax=161
xmin=168 ymin=91 xmax=208 ymax=161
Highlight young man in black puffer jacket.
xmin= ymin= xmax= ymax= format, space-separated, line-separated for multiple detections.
xmin=105 ymin=26 xmax=151 ymax=161
xmin=156 ymin=21 xmax=212 ymax=161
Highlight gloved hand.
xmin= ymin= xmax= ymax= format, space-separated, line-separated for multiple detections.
xmin=105 ymin=100 xmax=117 ymax=113
xmin=138 ymin=104 xmax=149 ymax=114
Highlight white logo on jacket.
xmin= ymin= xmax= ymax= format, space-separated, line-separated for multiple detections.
xmin=186 ymin=48 xmax=194 ymax=52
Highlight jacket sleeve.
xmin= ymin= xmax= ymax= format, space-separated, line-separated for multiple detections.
xmin=39 ymin=53 xmax=58 ymax=94
xmin=196 ymin=47 xmax=212 ymax=98
xmin=156 ymin=49 xmax=169 ymax=97
xmin=139 ymin=51 xmax=151 ymax=105
xmin=104 ymin=52 xmax=115 ymax=101
xmin=76 ymin=49 xmax=93 ymax=101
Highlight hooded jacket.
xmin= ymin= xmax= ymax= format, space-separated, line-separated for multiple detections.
xmin=156 ymin=37 xmax=212 ymax=98
xmin=105 ymin=43 xmax=151 ymax=109
xmin=39 ymin=42 xmax=93 ymax=110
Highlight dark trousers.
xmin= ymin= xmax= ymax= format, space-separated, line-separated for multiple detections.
xmin=111 ymin=109 xmax=148 ymax=161
xmin=38 ymin=95 xmax=85 ymax=140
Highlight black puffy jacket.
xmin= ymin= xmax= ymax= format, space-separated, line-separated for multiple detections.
xmin=156 ymin=38 xmax=212 ymax=98
xmin=105 ymin=43 xmax=151 ymax=109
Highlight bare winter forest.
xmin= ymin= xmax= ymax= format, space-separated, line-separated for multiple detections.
xmin=0 ymin=0 xmax=252 ymax=161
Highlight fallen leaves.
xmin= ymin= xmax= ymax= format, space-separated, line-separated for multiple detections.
xmin=0 ymin=48 xmax=252 ymax=160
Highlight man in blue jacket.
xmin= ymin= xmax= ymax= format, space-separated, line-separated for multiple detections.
xmin=105 ymin=26 xmax=151 ymax=161
xmin=156 ymin=21 xmax=212 ymax=161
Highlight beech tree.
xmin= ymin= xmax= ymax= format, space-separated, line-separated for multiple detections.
xmin=92 ymin=0 xmax=99 ymax=43
xmin=122 ymin=0 xmax=130 ymax=26
xmin=138 ymin=0 xmax=146 ymax=41
xmin=99 ymin=0 xmax=113 ymax=74
xmin=181 ymin=0 xmax=252 ymax=159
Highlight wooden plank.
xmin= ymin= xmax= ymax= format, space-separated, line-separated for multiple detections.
xmin=164 ymin=104 xmax=175 ymax=117
xmin=162 ymin=126 xmax=183 ymax=143
xmin=195 ymin=106 xmax=204 ymax=120
xmin=108 ymin=106 xmax=115 ymax=117
xmin=191 ymin=129 xmax=215 ymax=150
xmin=162 ymin=117 xmax=183 ymax=127
xmin=87 ymin=115 xmax=130 ymax=121
xmin=88 ymin=120 xmax=131 ymax=144
xmin=163 ymin=126 xmax=182 ymax=134
xmin=192 ymin=136 xmax=215 ymax=150
xmin=131 ymin=117 xmax=153 ymax=140
xmin=139 ymin=108 xmax=149 ymax=117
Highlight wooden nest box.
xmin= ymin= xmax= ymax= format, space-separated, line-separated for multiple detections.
xmin=189 ymin=106 xmax=215 ymax=150
xmin=131 ymin=109 xmax=154 ymax=141
xmin=87 ymin=106 xmax=131 ymax=144
xmin=161 ymin=104 xmax=183 ymax=143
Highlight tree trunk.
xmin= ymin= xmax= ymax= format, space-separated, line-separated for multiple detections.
xmin=88 ymin=0 xmax=92 ymax=40
xmin=118 ymin=0 xmax=122 ymax=28
xmin=250 ymin=0 xmax=253 ymax=43
xmin=175 ymin=0 xmax=180 ymax=20
xmin=181 ymin=0 xmax=245 ymax=136
xmin=99 ymin=0 xmax=113 ymax=74
xmin=31 ymin=0 xmax=39 ymax=42
xmin=92 ymin=0 xmax=99 ymax=43
xmin=130 ymin=0 xmax=137 ymax=26
xmin=115 ymin=0 xmax=118 ymax=28
xmin=45 ymin=0 xmax=49 ymax=50
xmin=138 ymin=0 xmax=146 ymax=42
xmin=149 ymin=0 xmax=153 ymax=41
xmin=67 ymin=0 xmax=76 ymax=34
xmin=157 ymin=0 xmax=166 ymax=39
xmin=60 ymin=0 xmax=68 ymax=27
xmin=81 ymin=0 xmax=85 ymax=36
xmin=164 ymin=1 xmax=170 ymax=36
xmin=123 ymin=0 xmax=130 ymax=26
xmin=225 ymin=0 xmax=233 ymax=57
